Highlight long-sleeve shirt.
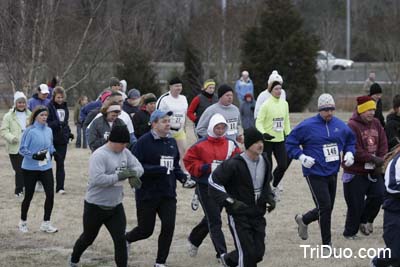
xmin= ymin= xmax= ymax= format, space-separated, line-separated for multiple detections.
xmin=85 ymin=144 xmax=143 ymax=207
xmin=256 ymin=96 xmax=291 ymax=142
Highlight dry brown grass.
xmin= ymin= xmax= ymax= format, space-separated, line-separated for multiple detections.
xmin=0 ymin=111 xmax=386 ymax=266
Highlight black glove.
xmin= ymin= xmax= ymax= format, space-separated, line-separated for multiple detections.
xmin=69 ymin=133 xmax=74 ymax=141
xmin=226 ymin=199 xmax=249 ymax=215
xmin=117 ymin=169 xmax=138 ymax=181
xmin=263 ymin=133 xmax=274 ymax=141
xmin=32 ymin=149 xmax=47 ymax=161
xmin=371 ymin=156 xmax=384 ymax=167
xmin=267 ymin=199 xmax=276 ymax=213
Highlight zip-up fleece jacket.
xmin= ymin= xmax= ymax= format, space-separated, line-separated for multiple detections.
xmin=208 ymin=152 xmax=274 ymax=217
xmin=183 ymin=114 xmax=241 ymax=184
xmin=88 ymin=116 xmax=125 ymax=152
xmin=286 ymin=114 xmax=356 ymax=177
xmin=343 ymin=112 xmax=387 ymax=175
xmin=47 ymin=101 xmax=71 ymax=145
xmin=0 ymin=108 xmax=31 ymax=154
xmin=19 ymin=121 xmax=56 ymax=171
xmin=133 ymin=130 xmax=187 ymax=201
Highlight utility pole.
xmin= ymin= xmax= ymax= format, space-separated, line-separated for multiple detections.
xmin=221 ymin=0 xmax=227 ymax=83
xmin=346 ymin=0 xmax=351 ymax=59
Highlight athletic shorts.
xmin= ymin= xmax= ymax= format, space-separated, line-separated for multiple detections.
xmin=172 ymin=129 xmax=186 ymax=140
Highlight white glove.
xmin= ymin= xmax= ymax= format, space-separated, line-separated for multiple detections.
xmin=343 ymin=152 xmax=354 ymax=167
xmin=299 ymin=154 xmax=315 ymax=168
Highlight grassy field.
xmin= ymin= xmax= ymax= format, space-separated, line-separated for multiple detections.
xmin=0 ymin=111 xmax=386 ymax=266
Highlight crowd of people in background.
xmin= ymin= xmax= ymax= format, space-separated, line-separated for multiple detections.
xmin=1 ymin=70 xmax=400 ymax=267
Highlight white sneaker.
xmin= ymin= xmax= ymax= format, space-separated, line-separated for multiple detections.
xmin=57 ymin=189 xmax=65 ymax=195
xmin=40 ymin=221 xmax=58 ymax=233
xmin=183 ymin=177 xmax=196 ymax=189
xmin=68 ymin=255 xmax=79 ymax=267
xmin=187 ymin=240 xmax=198 ymax=257
xmin=272 ymin=187 xmax=280 ymax=202
xmin=191 ymin=192 xmax=199 ymax=211
xmin=366 ymin=222 xmax=374 ymax=233
xmin=277 ymin=183 xmax=284 ymax=192
xmin=35 ymin=182 xmax=44 ymax=192
xmin=154 ymin=264 xmax=167 ymax=267
xmin=295 ymin=214 xmax=308 ymax=240
xmin=18 ymin=220 xmax=28 ymax=233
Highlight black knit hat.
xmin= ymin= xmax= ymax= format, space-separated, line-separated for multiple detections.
xmin=369 ymin=83 xmax=382 ymax=96
xmin=217 ymin=84 xmax=234 ymax=99
xmin=169 ymin=77 xmax=182 ymax=85
xmin=108 ymin=125 xmax=130 ymax=143
xmin=244 ymin=127 xmax=264 ymax=149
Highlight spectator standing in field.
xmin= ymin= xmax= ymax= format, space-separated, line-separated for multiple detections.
xmin=18 ymin=106 xmax=57 ymax=233
xmin=69 ymin=125 xmax=143 ymax=267
xmin=126 ymin=110 xmax=188 ymax=267
xmin=286 ymin=94 xmax=356 ymax=247
xmin=385 ymin=94 xmax=400 ymax=150
xmin=369 ymin=82 xmax=385 ymax=127
xmin=183 ymin=113 xmax=241 ymax=261
xmin=73 ymin=95 xmax=88 ymax=148
xmin=187 ymin=79 xmax=218 ymax=128
xmin=363 ymin=71 xmax=376 ymax=93
xmin=28 ymin=84 xmax=50 ymax=111
xmin=0 ymin=91 xmax=31 ymax=198
xmin=234 ymin=71 xmax=254 ymax=105
xmin=47 ymin=86 xmax=74 ymax=194
xmin=132 ymin=93 xmax=157 ymax=139
xmin=209 ymin=127 xmax=275 ymax=267
xmin=342 ymin=96 xmax=387 ymax=239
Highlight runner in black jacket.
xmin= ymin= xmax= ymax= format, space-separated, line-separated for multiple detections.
xmin=209 ymin=127 xmax=275 ymax=267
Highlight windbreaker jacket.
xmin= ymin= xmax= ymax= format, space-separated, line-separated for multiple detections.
xmin=343 ymin=112 xmax=387 ymax=175
xmin=208 ymin=153 xmax=274 ymax=216
xmin=132 ymin=107 xmax=151 ymax=139
xmin=27 ymin=94 xmax=50 ymax=111
xmin=385 ymin=112 xmax=400 ymax=150
xmin=47 ymin=101 xmax=71 ymax=145
xmin=0 ymin=108 xmax=31 ymax=154
xmin=183 ymin=114 xmax=241 ymax=184
xmin=88 ymin=116 xmax=125 ymax=152
xmin=19 ymin=121 xmax=56 ymax=171
xmin=286 ymin=114 xmax=356 ymax=177
xmin=133 ymin=131 xmax=187 ymax=201
xmin=383 ymin=153 xmax=400 ymax=211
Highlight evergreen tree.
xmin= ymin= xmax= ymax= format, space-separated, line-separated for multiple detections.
xmin=116 ymin=48 xmax=159 ymax=96
xmin=182 ymin=41 xmax=204 ymax=102
xmin=241 ymin=0 xmax=319 ymax=111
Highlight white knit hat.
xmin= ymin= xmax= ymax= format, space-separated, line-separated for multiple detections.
xmin=13 ymin=91 xmax=27 ymax=105
xmin=120 ymin=80 xmax=127 ymax=93
xmin=318 ymin=93 xmax=335 ymax=111
xmin=267 ymin=70 xmax=283 ymax=88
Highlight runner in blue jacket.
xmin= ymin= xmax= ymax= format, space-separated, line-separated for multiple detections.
xmin=286 ymin=94 xmax=356 ymax=247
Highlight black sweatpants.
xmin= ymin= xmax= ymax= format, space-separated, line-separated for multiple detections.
xmin=264 ymin=141 xmax=290 ymax=187
xmin=9 ymin=153 xmax=24 ymax=194
xmin=343 ymin=174 xmax=384 ymax=237
xmin=21 ymin=169 xmax=54 ymax=221
xmin=224 ymin=214 xmax=266 ymax=267
xmin=126 ymin=197 xmax=176 ymax=264
xmin=71 ymin=201 xmax=127 ymax=267
xmin=374 ymin=209 xmax=400 ymax=267
xmin=302 ymin=175 xmax=337 ymax=245
xmin=189 ymin=183 xmax=227 ymax=257
xmin=54 ymin=144 xmax=68 ymax=192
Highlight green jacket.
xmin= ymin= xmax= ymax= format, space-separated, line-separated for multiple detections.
xmin=0 ymin=108 xmax=31 ymax=154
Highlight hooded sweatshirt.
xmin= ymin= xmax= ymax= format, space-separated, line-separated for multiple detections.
xmin=343 ymin=112 xmax=387 ymax=175
xmin=184 ymin=113 xmax=241 ymax=184
xmin=385 ymin=112 xmax=400 ymax=150
xmin=28 ymin=93 xmax=50 ymax=111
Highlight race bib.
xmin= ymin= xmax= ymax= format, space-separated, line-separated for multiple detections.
xmin=171 ymin=113 xmax=184 ymax=128
xmin=211 ymin=160 xmax=223 ymax=172
xmin=272 ymin=117 xmax=284 ymax=132
xmin=160 ymin=156 xmax=174 ymax=171
xmin=323 ymin=143 xmax=339 ymax=162
xmin=226 ymin=118 xmax=238 ymax=136
xmin=38 ymin=151 xmax=50 ymax=167
xmin=364 ymin=162 xmax=375 ymax=170
xmin=103 ymin=131 xmax=110 ymax=140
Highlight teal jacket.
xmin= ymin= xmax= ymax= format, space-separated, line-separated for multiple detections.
xmin=0 ymin=108 xmax=31 ymax=154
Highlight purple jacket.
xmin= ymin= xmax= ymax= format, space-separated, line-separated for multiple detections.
xmin=28 ymin=94 xmax=50 ymax=111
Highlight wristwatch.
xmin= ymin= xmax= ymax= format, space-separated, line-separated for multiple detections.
xmin=226 ymin=197 xmax=235 ymax=204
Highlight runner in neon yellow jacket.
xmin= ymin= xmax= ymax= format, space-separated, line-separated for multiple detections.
xmin=255 ymin=80 xmax=291 ymax=200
